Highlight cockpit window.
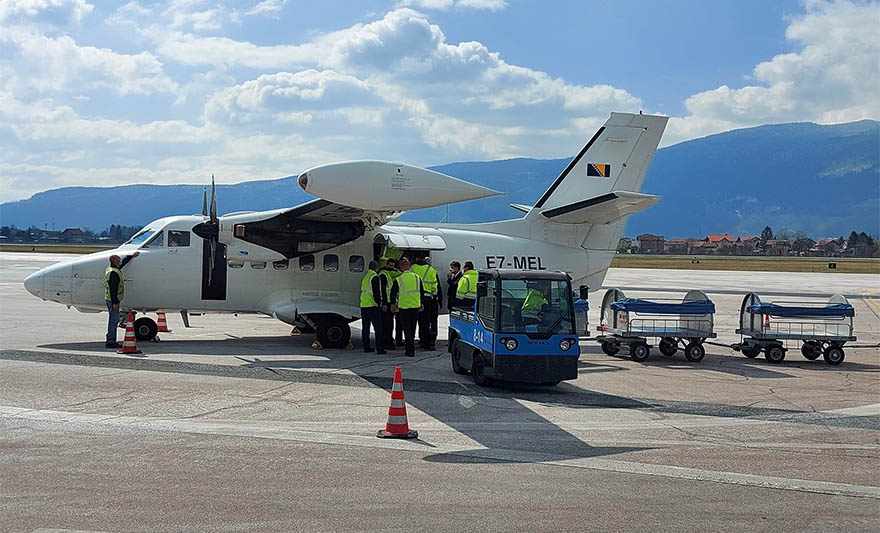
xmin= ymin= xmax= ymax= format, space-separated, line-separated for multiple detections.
xmin=168 ymin=230 xmax=190 ymax=247
xmin=144 ymin=231 xmax=164 ymax=248
xmin=126 ymin=228 xmax=156 ymax=246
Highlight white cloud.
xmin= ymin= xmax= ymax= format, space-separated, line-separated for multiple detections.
xmin=246 ymin=0 xmax=286 ymax=18
xmin=397 ymin=0 xmax=508 ymax=11
xmin=667 ymin=0 xmax=880 ymax=145
xmin=0 ymin=0 xmax=93 ymax=25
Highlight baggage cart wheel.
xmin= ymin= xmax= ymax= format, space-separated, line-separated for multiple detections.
xmin=741 ymin=344 xmax=761 ymax=358
xmin=823 ymin=345 xmax=845 ymax=366
xmin=684 ymin=342 xmax=705 ymax=362
xmin=471 ymin=353 xmax=494 ymax=387
xmin=629 ymin=342 xmax=650 ymax=362
xmin=659 ymin=337 xmax=678 ymax=356
xmin=601 ymin=341 xmax=620 ymax=356
xmin=765 ymin=345 xmax=785 ymax=364
xmin=801 ymin=341 xmax=822 ymax=360
xmin=450 ymin=339 xmax=468 ymax=375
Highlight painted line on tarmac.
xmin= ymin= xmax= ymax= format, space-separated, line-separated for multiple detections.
xmin=863 ymin=290 xmax=880 ymax=319
xmin=2 ymin=405 xmax=879 ymax=501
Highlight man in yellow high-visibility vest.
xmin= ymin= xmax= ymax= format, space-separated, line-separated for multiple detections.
xmin=378 ymin=258 xmax=399 ymax=349
xmin=103 ymin=251 xmax=139 ymax=348
xmin=521 ymin=282 xmax=549 ymax=324
xmin=359 ymin=261 xmax=386 ymax=354
xmin=455 ymin=260 xmax=478 ymax=310
xmin=412 ymin=256 xmax=442 ymax=350
xmin=390 ymin=257 xmax=424 ymax=357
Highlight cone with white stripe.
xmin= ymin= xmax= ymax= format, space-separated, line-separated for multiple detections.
xmin=156 ymin=311 xmax=171 ymax=333
xmin=763 ymin=314 xmax=771 ymax=330
xmin=377 ymin=366 xmax=418 ymax=439
xmin=117 ymin=312 xmax=142 ymax=355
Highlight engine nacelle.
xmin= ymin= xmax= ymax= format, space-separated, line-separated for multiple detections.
xmin=298 ymin=161 xmax=500 ymax=211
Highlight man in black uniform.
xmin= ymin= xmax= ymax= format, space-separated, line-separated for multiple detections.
xmin=446 ymin=260 xmax=462 ymax=311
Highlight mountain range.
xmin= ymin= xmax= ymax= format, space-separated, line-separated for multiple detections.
xmin=1 ymin=119 xmax=877 ymax=239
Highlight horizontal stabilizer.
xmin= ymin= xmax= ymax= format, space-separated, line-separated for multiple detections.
xmin=510 ymin=203 xmax=532 ymax=214
xmin=540 ymin=191 xmax=659 ymax=224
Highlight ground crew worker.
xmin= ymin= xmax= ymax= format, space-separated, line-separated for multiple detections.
xmin=412 ymin=256 xmax=442 ymax=350
xmin=455 ymin=260 xmax=478 ymax=310
xmin=521 ymin=282 xmax=549 ymax=324
xmin=104 ymin=251 xmax=139 ymax=348
xmin=446 ymin=260 xmax=462 ymax=311
xmin=359 ymin=261 xmax=385 ymax=354
xmin=379 ymin=258 xmax=398 ymax=349
xmin=390 ymin=258 xmax=424 ymax=357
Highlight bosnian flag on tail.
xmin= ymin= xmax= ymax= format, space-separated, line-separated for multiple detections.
xmin=587 ymin=163 xmax=610 ymax=177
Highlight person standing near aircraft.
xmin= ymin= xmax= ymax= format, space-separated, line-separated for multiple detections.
xmin=359 ymin=261 xmax=386 ymax=354
xmin=412 ymin=256 xmax=442 ymax=350
xmin=456 ymin=260 xmax=478 ymax=310
xmin=390 ymin=258 xmax=424 ymax=357
xmin=446 ymin=260 xmax=462 ymax=311
xmin=104 ymin=251 xmax=139 ymax=348
xmin=379 ymin=258 xmax=398 ymax=349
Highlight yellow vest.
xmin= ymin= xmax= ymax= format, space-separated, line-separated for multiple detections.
xmin=456 ymin=270 xmax=478 ymax=300
xmin=396 ymin=270 xmax=421 ymax=309
xmin=380 ymin=270 xmax=394 ymax=299
xmin=411 ymin=264 xmax=439 ymax=295
xmin=104 ymin=265 xmax=124 ymax=301
xmin=360 ymin=270 xmax=378 ymax=308
xmin=521 ymin=288 xmax=547 ymax=319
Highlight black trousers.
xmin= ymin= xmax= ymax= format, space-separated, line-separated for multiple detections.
xmin=418 ymin=298 xmax=439 ymax=349
xmin=398 ymin=308 xmax=419 ymax=357
xmin=360 ymin=307 xmax=383 ymax=352
xmin=381 ymin=309 xmax=395 ymax=347
xmin=395 ymin=312 xmax=404 ymax=345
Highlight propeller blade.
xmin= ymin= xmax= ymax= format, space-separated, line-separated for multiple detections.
xmin=210 ymin=175 xmax=217 ymax=223
xmin=202 ymin=186 xmax=207 ymax=216
xmin=208 ymin=238 xmax=216 ymax=286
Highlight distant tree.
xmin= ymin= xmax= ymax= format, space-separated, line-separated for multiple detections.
xmin=761 ymin=226 xmax=774 ymax=242
xmin=847 ymin=231 xmax=860 ymax=247
xmin=837 ymin=236 xmax=846 ymax=246
xmin=858 ymin=232 xmax=873 ymax=246
xmin=793 ymin=238 xmax=814 ymax=253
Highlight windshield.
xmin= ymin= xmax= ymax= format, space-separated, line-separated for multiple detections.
xmin=124 ymin=227 xmax=156 ymax=246
xmin=498 ymin=278 xmax=574 ymax=335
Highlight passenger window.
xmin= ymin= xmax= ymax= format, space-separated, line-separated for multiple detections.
xmin=273 ymin=259 xmax=289 ymax=270
xmin=228 ymin=260 xmax=244 ymax=269
xmin=324 ymin=254 xmax=339 ymax=272
xmin=349 ymin=255 xmax=364 ymax=272
xmin=251 ymin=262 xmax=266 ymax=269
xmin=299 ymin=255 xmax=315 ymax=271
xmin=168 ymin=230 xmax=190 ymax=247
xmin=145 ymin=231 xmax=164 ymax=248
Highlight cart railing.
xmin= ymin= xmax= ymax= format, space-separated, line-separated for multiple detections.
xmin=627 ymin=317 xmax=714 ymax=336
xmin=743 ymin=320 xmax=853 ymax=338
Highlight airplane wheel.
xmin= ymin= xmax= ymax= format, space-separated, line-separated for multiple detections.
xmin=601 ymin=341 xmax=619 ymax=356
xmin=765 ymin=345 xmax=786 ymax=364
xmin=451 ymin=339 xmax=468 ymax=375
xmin=471 ymin=353 xmax=494 ymax=387
xmin=801 ymin=341 xmax=822 ymax=360
xmin=629 ymin=342 xmax=650 ymax=362
xmin=684 ymin=342 xmax=705 ymax=362
xmin=658 ymin=337 xmax=678 ymax=356
xmin=316 ymin=315 xmax=351 ymax=349
xmin=823 ymin=346 xmax=845 ymax=366
xmin=133 ymin=317 xmax=158 ymax=341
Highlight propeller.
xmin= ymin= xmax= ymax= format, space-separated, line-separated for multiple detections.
xmin=193 ymin=175 xmax=220 ymax=285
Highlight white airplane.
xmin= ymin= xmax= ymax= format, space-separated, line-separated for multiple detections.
xmin=24 ymin=112 xmax=667 ymax=348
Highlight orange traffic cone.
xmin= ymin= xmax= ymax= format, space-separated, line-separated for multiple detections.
xmin=156 ymin=311 xmax=171 ymax=332
xmin=118 ymin=312 xmax=142 ymax=355
xmin=763 ymin=314 xmax=771 ymax=330
xmin=377 ymin=366 xmax=418 ymax=439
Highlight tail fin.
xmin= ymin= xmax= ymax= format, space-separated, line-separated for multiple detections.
xmin=527 ymin=112 xmax=667 ymax=220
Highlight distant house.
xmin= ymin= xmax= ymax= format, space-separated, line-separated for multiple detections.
xmin=734 ymin=235 xmax=761 ymax=256
xmin=664 ymin=238 xmax=689 ymax=255
xmin=766 ymin=239 xmax=792 ymax=256
xmin=842 ymin=244 xmax=875 ymax=258
xmin=690 ymin=240 xmax=716 ymax=255
xmin=706 ymin=234 xmax=735 ymax=254
xmin=637 ymin=233 xmax=665 ymax=254
xmin=61 ymin=228 xmax=85 ymax=243
xmin=812 ymin=238 xmax=842 ymax=257
xmin=617 ymin=237 xmax=634 ymax=253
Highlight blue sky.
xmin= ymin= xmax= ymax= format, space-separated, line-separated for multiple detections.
xmin=0 ymin=0 xmax=877 ymax=203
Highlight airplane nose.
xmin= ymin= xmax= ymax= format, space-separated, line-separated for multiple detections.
xmin=24 ymin=270 xmax=44 ymax=299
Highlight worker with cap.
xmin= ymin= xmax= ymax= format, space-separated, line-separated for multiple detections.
xmin=455 ymin=260 xmax=478 ymax=310
xmin=521 ymin=281 xmax=549 ymax=324
xmin=390 ymin=257 xmax=424 ymax=357
xmin=378 ymin=258 xmax=398 ymax=349
xmin=359 ymin=260 xmax=386 ymax=354
xmin=412 ymin=256 xmax=442 ymax=350
xmin=103 ymin=251 xmax=140 ymax=348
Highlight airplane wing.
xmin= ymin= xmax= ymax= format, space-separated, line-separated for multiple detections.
xmin=539 ymin=191 xmax=660 ymax=225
